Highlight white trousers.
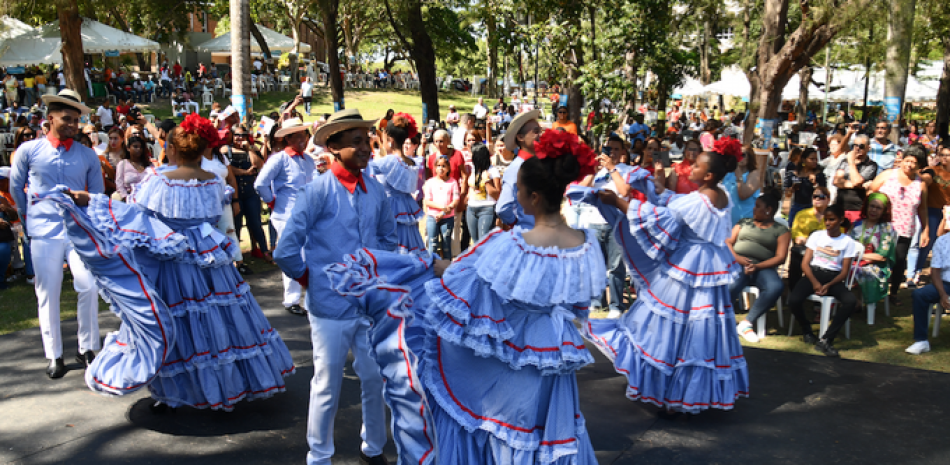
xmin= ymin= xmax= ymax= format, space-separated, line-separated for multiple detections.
xmin=31 ymin=237 xmax=100 ymax=360
xmin=271 ymin=217 xmax=304 ymax=308
xmin=306 ymin=314 xmax=387 ymax=465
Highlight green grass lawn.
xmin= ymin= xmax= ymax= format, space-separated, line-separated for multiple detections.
xmin=139 ymin=86 xmax=484 ymax=127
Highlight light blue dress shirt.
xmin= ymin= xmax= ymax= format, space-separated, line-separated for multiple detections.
xmin=253 ymin=150 xmax=315 ymax=221
xmin=495 ymin=155 xmax=535 ymax=228
xmin=10 ymin=137 xmax=104 ymax=239
xmin=272 ymin=171 xmax=397 ymax=320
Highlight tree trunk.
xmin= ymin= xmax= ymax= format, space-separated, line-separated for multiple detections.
xmin=743 ymin=72 xmax=761 ymax=144
xmin=797 ymin=66 xmax=812 ymax=124
xmin=230 ymin=0 xmax=251 ymax=122
xmin=320 ymin=0 xmax=345 ymax=110
xmin=700 ymin=18 xmax=712 ymax=85
xmin=486 ymin=1 xmax=498 ymax=99
xmin=289 ymin=21 xmax=302 ymax=82
xmin=343 ymin=16 xmax=359 ymax=73
xmin=58 ymin=0 xmax=87 ymax=101
xmin=406 ymin=0 xmax=440 ymax=123
xmin=567 ymin=47 xmax=585 ymax=126
xmin=249 ymin=22 xmax=272 ymax=62
xmin=624 ymin=51 xmax=638 ymax=110
xmin=936 ymin=38 xmax=950 ymax=139
xmin=588 ymin=6 xmax=598 ymax=64
xmin=884 ymin=0 xmax=916 ymax=140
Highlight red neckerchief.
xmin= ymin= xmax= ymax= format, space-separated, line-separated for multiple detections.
xmin=517 ymin=148 xmax=534 ymax=161
xmin=330 ymin=160 xmax=366 ymax=194
xmin=47 ymin=135 xmax=73 ymax=151
xmin=285 ymin=146 xmax=304 ymax=158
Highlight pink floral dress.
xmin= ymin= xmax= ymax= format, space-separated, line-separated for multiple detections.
xmin=879 ymin=175 xmax=922 ymax=238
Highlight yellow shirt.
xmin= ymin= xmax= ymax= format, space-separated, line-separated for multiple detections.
xmin=791 ymin=207 xmax=846 ymax=241
xmin=24 ymin=77 xmax=35 ymax=88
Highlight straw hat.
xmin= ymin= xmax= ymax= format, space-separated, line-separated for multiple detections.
xmin=275 ymin=118 xmax=310 ymax=138
xmin=41 ymin=89 xmax=90 ymax=115
xmin=312 ymin=109 xmax=378 ymax=145
xmin=503 ymin=109 xmax=540 ymax=150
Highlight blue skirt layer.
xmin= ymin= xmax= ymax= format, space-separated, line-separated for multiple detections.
xmin=47 ymin=192 xmax=295 ymax=411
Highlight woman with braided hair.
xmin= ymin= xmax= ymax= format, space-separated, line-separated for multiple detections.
xmin=43 ymin=113 xmax=295 ymax=412
xmin=367 ymin=112 xmax=426 ymax=253
xmin=571 ymin=137 xmax=749 ymax=414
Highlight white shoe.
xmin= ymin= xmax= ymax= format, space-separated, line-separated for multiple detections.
xmin=737 ymin=321 xmax=760 ymax=343
xmin=905 ymin=341 xmax=931 ymax=355
xmin=606 ymin=309 xmax=623 ymax=319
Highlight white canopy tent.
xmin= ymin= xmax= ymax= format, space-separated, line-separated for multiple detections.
xmin=672 ymin=76 xmax=707 ymax=97
xmin=195 ymin=25 xmax=311 ymax=55
xmin=0 ymin=17 xmax=159 ymax=66
xmin=0 ymin=16 xmax=34 ymax=40
xmin=826 ymin=72 xmax=939 ymax=102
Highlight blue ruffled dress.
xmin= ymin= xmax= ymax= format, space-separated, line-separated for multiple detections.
xmin=569 ymin=169 xmax=749 ymax=414
xmin=324 ymin=227 xmax=606 ymax=465
xmin=368 ymin=155 xmax=425 ymax=253
xmin=40 ymin=173 xmax=295 ymax=411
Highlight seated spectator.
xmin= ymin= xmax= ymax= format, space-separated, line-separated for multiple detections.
xmin=727 ymin=193 xmax=790 ymax=343
xmin=906 ymin=208 xmax=950 ymax=355
xmin=850 ymin=193 xmax=897 ymax=307
xmin=787 ymin=203 xmax=859 ymax=357
xmin=789 ymin=185 xmax=833 ymax=291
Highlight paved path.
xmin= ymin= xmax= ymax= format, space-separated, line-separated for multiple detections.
xmin=1 ymin=267 xmax=947 ymax=464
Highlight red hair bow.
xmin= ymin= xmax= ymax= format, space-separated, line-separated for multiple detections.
xmin=532 ymin=129 xmax=598 ymax=182
xmin=713 ymin=138 xmax=744 ymax=162
xmin=393 ymin=112 xmax=419 ymax=140
xmin=180 ymin=113 xmax=223 ymax=149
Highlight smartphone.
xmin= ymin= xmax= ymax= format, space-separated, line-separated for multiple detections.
xmin=601 ymin=146 xmax=611 ymax=156
xmin=655 ymin=150 xmax=671 ymax=168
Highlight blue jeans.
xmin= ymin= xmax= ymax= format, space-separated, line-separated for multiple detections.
xmin=912 ymin=281 xmax=950 ymax=342
xmin=915 ymin=207 xmax=941 ymax=273
xmin=235 ymin=193 xmax=268 ymax=254
xmin=0 ymin=241 xmax=11 ymax=289
xmin=906 ymin=217 xmax=922 ymax=280
xmin=729 ymin=267 xmax=784 ymax=323
xmin=465 ymin=204 xmax=495 ymax=244
xmin=426 ymin=216 xmax=454 ymax=260
xmin=591 ymin=223 xmax=627 ymax=312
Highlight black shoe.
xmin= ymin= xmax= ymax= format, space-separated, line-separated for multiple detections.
xmin=802 ymin=333 xmax=819 ymax=345
xmin=76 ymin=350 xmax=96 ymax=368
xmin=359 ymin=452 xmax=390 ymax=465
xmin=814 ymin=339 xmax=840 ymax=358
xmin=285 ymin=304 xmax=306 ymax=316
xmin=47 ymin=358 xmax=67 ymax=379
xmin=237 ymin=264 xmax=254 ymax=275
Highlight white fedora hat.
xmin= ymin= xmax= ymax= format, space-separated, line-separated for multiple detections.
xmin=275 ymin=118 xmax=310 ymax=138
xmin=41 ymin=89 xmax=90 ymax=115
xmin=503 ymin=109 xmax=540 ymax=150
xmin=312 ymin=109 xmax=378 ymax=145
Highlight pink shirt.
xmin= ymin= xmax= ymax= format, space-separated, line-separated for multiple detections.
xmin=423 ymin=177 xmax=459 ymax=218
xmin=879 ymin=174 xmax=923 ymax=238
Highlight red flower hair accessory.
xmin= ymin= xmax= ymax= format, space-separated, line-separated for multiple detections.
xmin=392 ymin=112 xmax=419 ymax=140
xmin=180 ymin=113 xmax=222 ymax=148
xmin=713 ymin=138 xmax=744 ymax=162
xmin=532 ymin=129 xmax=598 ymax=182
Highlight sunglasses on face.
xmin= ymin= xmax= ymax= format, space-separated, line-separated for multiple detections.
xmin=813 ymin=194 xmax=828 ymax=200
xmin=234 ymin=133 xmax=248 ymax=137
xmin=855 ymin=144 xmax=867 ymax=149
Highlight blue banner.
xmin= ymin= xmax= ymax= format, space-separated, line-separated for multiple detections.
xmin=884 ymin=96 xmax=901 ymax=123
xmin=5 ymin=67 xmax=25 ymax=74
xmin=231 ymin=94 xmax=247 ymax=123
xmin=104 ymin=50 xmax=120 ymax=57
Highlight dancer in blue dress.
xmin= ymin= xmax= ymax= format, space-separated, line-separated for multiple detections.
xmin=367 ymin=112 xmax=426 ymax=253
xmin=324 ymin=129 xmax=601 ymax=464
xmin=571 ymin=137 xmax=749 ymax=414
xmin=41 ymin=113 xmax=295 ymax=411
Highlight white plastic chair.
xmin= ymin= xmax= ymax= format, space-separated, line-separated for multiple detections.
xmin=201 ymin=91 xmax=213 ymax=109
xmin=143 ymin=114 xmax=155 ymax=124
xmin=278 ymin=76 xmax=291 ymax=92
xmin=741 ymin=286 xmax=785 ymax=340
xmin=931 ymin=304 xmax=945 ymax=337
xmin=265 ymin=76 xmax=276 ymax=92
xmin=866 ymin=298 xmax=890 ymax=325
xmin=213 ymin=78 xmax=225 ymax=97
xmin=788 ymin=249 xmax=863 ymax=340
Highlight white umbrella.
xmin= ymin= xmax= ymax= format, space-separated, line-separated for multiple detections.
xmin=0 ymin=17 xmax=159 ymax=66
xmin=673 ymin=77 xmax=707 ymax=96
